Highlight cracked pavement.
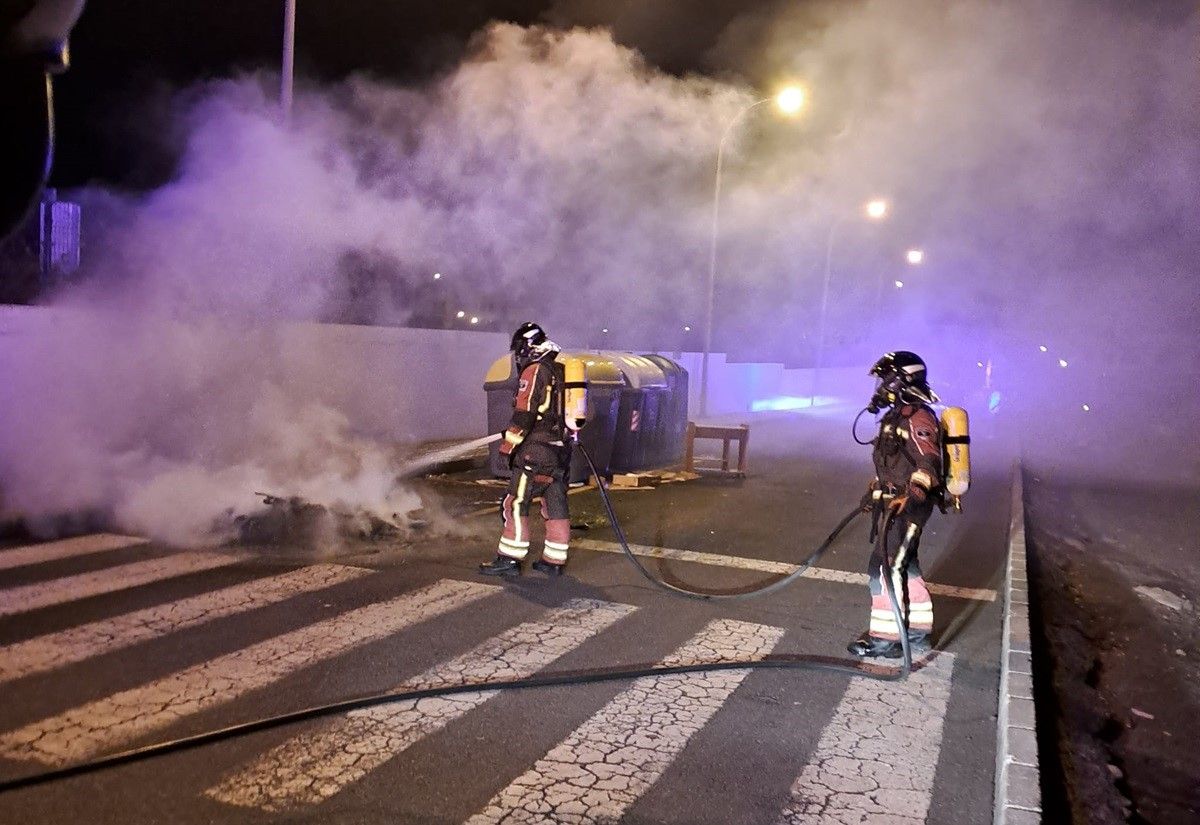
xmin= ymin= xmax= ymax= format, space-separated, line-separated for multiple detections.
xmin=207 ymin=597 xmax=637 ymax=811
xmin=465 ymin=618 xmax=785 ymax=825
xmin=779 ymin=652 xmax=956 ymax=824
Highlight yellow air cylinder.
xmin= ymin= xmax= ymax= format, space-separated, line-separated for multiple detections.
xmin=940 ymin=406 xmax=971 ymax=498
xmin=563 ymin=356 xmax=588 ymax=431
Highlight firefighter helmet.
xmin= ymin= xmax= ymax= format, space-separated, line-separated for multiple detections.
xmin=511 ymin=322 xmax=558 ymax=365
xmin=868 ymin=351 xmax=938 ymax=411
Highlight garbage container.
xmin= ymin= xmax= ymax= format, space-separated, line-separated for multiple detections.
xmin=483 ymin=352 xmax=622 ymax=483
xmin=607 ymin=354 xmax=669 ymax=473
xmin=642 ymin=354 xmax=689 ymax=467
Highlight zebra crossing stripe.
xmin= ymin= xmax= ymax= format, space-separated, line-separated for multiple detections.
xmin=0 ymin=564 xmax=370 ymax=685
xmin=0 ymin=578 xmax=499 ymax=766
xmin=0 ymin=534 xmax=149 ymax=572
xmin=206 ymin=597 xmax=637 ymax=812
xmin=465 ymin=617 xmax=785 ymax=825
xmin=0 ymin=552 xmax=239 ymax=618
xmin=777 ymin=652 xmax=956 ymax=824
xmin=573 ymin=538 xmax=997 ymax=602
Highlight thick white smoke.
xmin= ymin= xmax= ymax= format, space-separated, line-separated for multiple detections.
xmin=1 ymin=3 xmax=1197 ymax=543
xmin=1 ymin=24 xmax=758 ymax=544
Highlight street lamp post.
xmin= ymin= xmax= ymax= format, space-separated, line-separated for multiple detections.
xmin=281 ymin=0 xmax=296 ymax=118
xmin=700 ymin=86 xmax=805 ymax=418
xmin=810 ymin=198 xmax=889 ymax=406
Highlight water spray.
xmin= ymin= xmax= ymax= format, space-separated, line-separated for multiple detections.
xmin=394 ymin=433 xmax=502 ymax=480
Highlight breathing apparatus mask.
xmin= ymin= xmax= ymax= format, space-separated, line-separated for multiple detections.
xmin=866 ymin=351 xmax=938 ymax=412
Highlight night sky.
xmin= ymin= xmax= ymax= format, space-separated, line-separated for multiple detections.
xmin=52 ymin=0 xmax=755 ymax=189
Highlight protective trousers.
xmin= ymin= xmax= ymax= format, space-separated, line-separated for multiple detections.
xmin=498 ymin=448 xmax=571 ymax=566
xmin=867 ymin=510 xmax=934 ymax=642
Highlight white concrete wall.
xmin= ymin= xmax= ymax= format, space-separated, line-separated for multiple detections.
xmin=0 ymin=306 xmax=870 ymax=443
xmin=657 ymin=351 xmax=871 ymax=418
xmin=0 ymin=306 xmax=508 ymax=444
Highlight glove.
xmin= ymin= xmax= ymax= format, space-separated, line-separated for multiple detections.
xmin=887 ymin=494 xmax=909 ymax=515
xmin=499 ymin=438 xmax=518 ymax=469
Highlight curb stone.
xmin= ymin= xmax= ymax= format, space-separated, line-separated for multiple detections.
xmin=995 ymin=464 xmax=1042 ymax=824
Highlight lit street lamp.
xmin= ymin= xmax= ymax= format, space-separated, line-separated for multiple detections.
xmin=700 ymin=85 xmax=806 ymax=417
xmin=905 ymin=248 xmax=924 ymax=265
xmin=810 ymin=198 xmax=890 ymax=406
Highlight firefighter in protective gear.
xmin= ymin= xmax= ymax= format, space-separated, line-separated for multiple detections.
xmin=479 ymin=323 xmax=573 ymax=578
xmin=848 ymin=351 xmax=942 ymax=659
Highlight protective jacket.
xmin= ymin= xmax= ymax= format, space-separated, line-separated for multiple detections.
xmin=500 ymin=355 xmax=566 ymax=463
xmin=872 ymin=403 xmax=942 ymax=517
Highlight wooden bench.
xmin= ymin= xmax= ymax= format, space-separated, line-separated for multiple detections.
xmin=684 ymin=422 xmax=749 ymax=477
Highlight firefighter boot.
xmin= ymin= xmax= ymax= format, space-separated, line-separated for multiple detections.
xmin=531 ymin=558 xmax=565 ymax=577
xmin=478 ymin=555 xmax=522 ymax=577
xmin=847 ymin=634 xmax=903 ymax=659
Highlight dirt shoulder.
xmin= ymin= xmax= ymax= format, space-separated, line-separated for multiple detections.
xmin=1024 ymin=472 xmax=1200 ymax=824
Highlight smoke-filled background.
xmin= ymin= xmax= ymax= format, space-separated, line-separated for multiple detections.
xmin=1 ymin=0 xmax=1197 ymax=543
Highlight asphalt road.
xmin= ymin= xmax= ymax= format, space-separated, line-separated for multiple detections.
xmin=0 ymin=412 xmax=1011 ymax=824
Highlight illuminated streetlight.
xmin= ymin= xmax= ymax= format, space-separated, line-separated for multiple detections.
xmin=433 ymin=272 xmax=442 ymax=280
xmin=683 ymin=325 xmax=692 ymax=332
xmin=894 ymin=280 xmax=905 ymax=288
xmin=977 ymin=361 xmax=984 ymax=368
xmin=775 ymin=85 xmax=807 ymax=116
xmin=906 ymin=248 xmax=924 ymax=265
xmin=470 ymin=316 xmax=479 ymax=325
xmin=601 ymin=328 xmax=609 ymax=334
xmin=1038 ymin=345 xmax=1048 ymax=352
xmin=1082 ymin=404 xmax=1091 ymax=411
xmin=702 ymin=85 xmax=807 ymax=417
xmin=812 ymin=197 xmax=892 ymax=405
xmin=456 ymin=310 xmax=465 ymax=319
xmin=1058 ymin=359 xmax=1068 ymax=367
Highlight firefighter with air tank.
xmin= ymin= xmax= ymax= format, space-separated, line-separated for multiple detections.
xmin=479 ymin=322 xmax=587 ymax=578
xmin=848 ymin=351 xmax=970 ymax=659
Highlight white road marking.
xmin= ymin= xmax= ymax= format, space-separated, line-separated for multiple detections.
xmin=777 ymin=652 xmax=956 ymax=824
xmin=0 ymin=579 xmax=499 ymax=765
xmin=207 ymin=598 xmax=637 ymax=811
xmin=0 ymin=534 xmax=149 ymax=571
xmin=465 ymin=617 xmax=785 ymax=825
xmin=574 ymin=538 xmax=996 ymax=602
xmin=0 ymin=565 xmax=370 ymax=685
xmin=0 ymin=552 xmax=239 ymax=618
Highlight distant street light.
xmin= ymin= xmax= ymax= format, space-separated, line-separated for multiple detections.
xmin=894 ymin=280 xmax=905 ymax=288
xmin=811 ymin=198 xmax=890 ymax=406
xmin=433 ymin=272 xmax=442 ymax=280
xmin=470 ymin=316 xmax=480 ymax=325
xmin=905 ymin=248 xmax=924 ymax=265
xmin=281 ymin=0 xmax=296 ymax=118
xmin=456 ymin=310 xmax=465 ymax=319
xmin=1038 ymin=345 xmax=1048 ymax=352
xmin=865 ymin=199 xmax=889 ymax=220
xmin=701 ymin=84 xmax=806 ymax=417
xmin=1058 ymin=358 xmax=1068 ymax=367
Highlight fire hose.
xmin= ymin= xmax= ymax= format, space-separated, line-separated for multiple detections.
xmin=0 ymin=439 xmax=913 ymax=794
